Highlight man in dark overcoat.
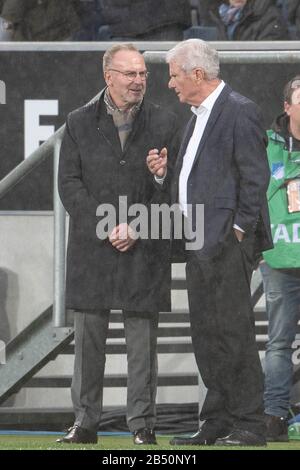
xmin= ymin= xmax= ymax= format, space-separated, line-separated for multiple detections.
xmin=57 ymin=44 xmax=179 ymax=445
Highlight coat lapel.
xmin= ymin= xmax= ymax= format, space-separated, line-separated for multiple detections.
xmin=174 ymin=115 xmax=196 ymax=178
xmin=96 ymin=99 xmax=123 ymax=158
xmin=191 ymin=84 xmax=232 ymax=170
xmin=171 ymin=115 xmax=196 ymax=203
xmin=95 ymin=90 xmax=145 ymax=159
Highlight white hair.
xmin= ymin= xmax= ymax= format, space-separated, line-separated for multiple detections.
xmin=166 ymin=39 xmax=220 ymax=80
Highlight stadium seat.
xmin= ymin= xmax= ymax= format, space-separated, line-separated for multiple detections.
xmin=184 ymin=26 xmax=218 ymax=41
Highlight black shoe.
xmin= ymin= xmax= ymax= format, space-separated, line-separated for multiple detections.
xmin=133 ymin=428 xmax=157 ymax=445
xmin=56 ymin=425 xmax=98 ymax=444
xmin=265 ymin=414 xmax=288 ymax=442
xmin=170 ymin=426 xmax=227 ymax=446
xmin=215 ymin=429 xmax=266 ymax=447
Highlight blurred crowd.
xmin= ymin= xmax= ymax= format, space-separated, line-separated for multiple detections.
xmin=0 ymin=0 xmax=299 ymax=41
xmin=0 ymin=0 xmax=191 ymax=41
xmin=196 ymin=0 xmax=300 ymax=40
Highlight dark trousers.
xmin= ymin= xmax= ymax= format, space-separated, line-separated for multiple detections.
xmin=71 ymin=310 xmax=159 ymax=432
xmin=186 ymin=232 xmax=265 ymax=435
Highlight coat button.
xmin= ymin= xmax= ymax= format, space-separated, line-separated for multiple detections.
xmin=120 ymin=160 xmax=126 ymax=165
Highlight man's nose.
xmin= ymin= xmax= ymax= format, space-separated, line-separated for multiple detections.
xmin=168 ymin=78 xmax=174 ymax=89
xmin=133 ymin=73 xmax=143 ymax=84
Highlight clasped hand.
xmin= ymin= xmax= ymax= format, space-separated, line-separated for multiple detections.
xmin=109 ymin=223 xmax=137 ymax=252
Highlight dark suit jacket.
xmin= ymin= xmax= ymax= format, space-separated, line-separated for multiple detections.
xmin=171 ymin=83 xmax=273 ymax=261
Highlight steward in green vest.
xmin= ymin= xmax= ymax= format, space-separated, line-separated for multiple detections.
xmin=263 ymin=94 xmax=300 ymax=269
xmin=261 ymin=75 xmax=300 ymax=443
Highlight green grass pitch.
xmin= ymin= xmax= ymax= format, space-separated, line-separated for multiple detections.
xmin=0 ymin=434 xmax=300 ymax=450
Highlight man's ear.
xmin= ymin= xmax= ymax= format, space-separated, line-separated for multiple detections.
xmin=104 ymin=70 xmax=111 ymax=87
xmin=193 ymin=68 xmax=204 ymax=84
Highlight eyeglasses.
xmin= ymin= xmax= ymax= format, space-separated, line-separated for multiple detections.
xmin=108 ymin=69 xmax=149 ymax=81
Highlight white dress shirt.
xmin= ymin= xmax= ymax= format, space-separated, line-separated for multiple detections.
xmin=179 ymin=80 xmax=225 ymax=216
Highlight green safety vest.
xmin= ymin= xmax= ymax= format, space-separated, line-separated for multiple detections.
xmin=263 ymin=129 xmax=300 ymax=268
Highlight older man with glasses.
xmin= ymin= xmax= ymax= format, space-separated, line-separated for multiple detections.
xmin=57 ymin=43 xmax=179 ymax=445
xmin=260 ymin=75 xmax=300 ymax=442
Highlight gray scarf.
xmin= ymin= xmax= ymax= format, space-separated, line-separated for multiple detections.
xmin=104 ymin=88 xmax=142 ymax=150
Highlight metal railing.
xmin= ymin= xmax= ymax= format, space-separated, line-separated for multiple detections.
xmin=0 ymin=126 xmax=67 ymax=328
xmin=53 ymin=139 xmax=66 ymax=327
xmin=144 ymin=49 xmax=300 ymax=64
xmin=0 ymin=126 xmax=64 ymax=200
xmin=1 ymin=45 xmax=300 ymax=328
xmin=0 ymin=93 xmax=100 ymax=327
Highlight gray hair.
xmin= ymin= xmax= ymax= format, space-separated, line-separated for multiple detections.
xmin=103 ymin=43 xmax=141 ymax=71
xmin=166 ymin=39 xmax=220 ymax=80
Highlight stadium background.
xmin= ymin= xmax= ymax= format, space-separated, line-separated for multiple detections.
xmin=1 ymin=42 xmax=300 ymax=437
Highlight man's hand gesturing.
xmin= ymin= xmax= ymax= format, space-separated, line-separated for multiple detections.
xmin=147 ymin=147 xmax=168 ymax=178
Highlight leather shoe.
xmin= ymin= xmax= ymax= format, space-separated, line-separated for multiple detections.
xmin=133 ymin=428 xmax=157 ymax=445
xmin=56 ymin=425 xmax=98 ymax=444
xmin=215 ymin=429 xmax=266 ymax=447
xmin=170 ymin=427 xmax=226 ymax=446
xmin=265 ymin=414 xmax=288 ymax=442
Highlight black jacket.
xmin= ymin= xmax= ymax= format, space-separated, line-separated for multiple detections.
xmin=171 ymin=84 xmax=273 ymax=261
xmin=99 ymin=0 xmax=191 ymax=37
xmin=211 ymin=0 xmax=287 ymax=40
xmin=0 ymin=0 xmax=80 ymax=40
xmin=58 ymin=91 xmax=180 ymax=312
xmin=198 ymin=0 xmax=224 ymax=26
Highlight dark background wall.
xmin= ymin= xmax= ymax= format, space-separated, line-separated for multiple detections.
xmin=0 ymin=51 xmax=299 ymax=210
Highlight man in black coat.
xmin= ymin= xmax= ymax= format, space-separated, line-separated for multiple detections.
xmin=209 ymin=0 xmax=287 ymax=40
xmin=0 ymin=0 xmax=80 ymax=40
xmin=57 ymin=44 xmax=179 ymax=445
xmin=99 ymin=0 xmax=191 ymax=40
xmin=147 ymin=39 xmax=273 ymax=447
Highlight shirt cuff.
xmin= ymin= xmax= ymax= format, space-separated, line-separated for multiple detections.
xmin=233 ymin=224 xmax=245 ymax=233
xmin=154 ymin=172 xmax=167 ymax=185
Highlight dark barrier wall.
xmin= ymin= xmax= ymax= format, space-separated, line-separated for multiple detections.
xmin=0 ymin=46 xmax=300 ymax=210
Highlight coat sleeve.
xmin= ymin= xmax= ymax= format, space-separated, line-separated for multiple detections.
xmin=256 ymin=5 xmax=288 ymax=41
xmin=233 ymin=101 xmax=270 ymax=233
xmin=150 ymin=112 xmax=182 ymax=197
xmin=58 ymin=114 xmax=99 ymax=222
